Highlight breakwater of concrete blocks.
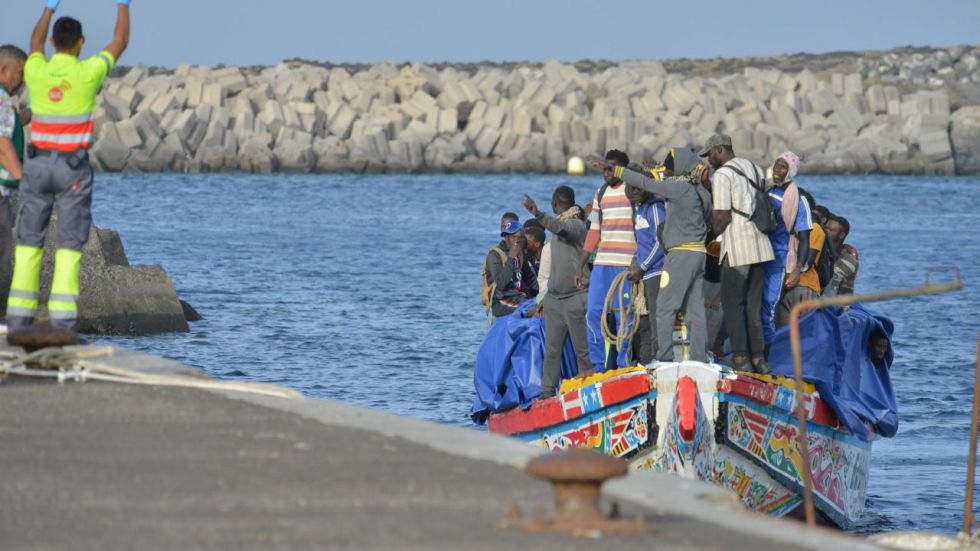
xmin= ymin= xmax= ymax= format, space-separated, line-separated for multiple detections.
xmin=76 ymin=45 xmax=980 ymax=175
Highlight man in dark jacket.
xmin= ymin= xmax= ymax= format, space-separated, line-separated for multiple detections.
xmin=522 ymin=186 xmax=593 ymax=398
xmin=485 ymin=220 xmax=537 ymax=318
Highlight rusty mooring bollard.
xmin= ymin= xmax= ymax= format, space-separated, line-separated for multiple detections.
xmin=500 ymin=447 xmax=646 ymax=537
xmin=7 ymin=326 xmax=81 ymax=352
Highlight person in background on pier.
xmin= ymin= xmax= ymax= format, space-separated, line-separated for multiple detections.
xmin=762 ymin=151 xmax=812 ymax=349
xmin=625 ymin=167 xmax=666 ymax=364
xmin=0 ymin=45 xmax=28 ymax=322
xmin=593 ymin=146 xmax=712 ymax=363
xmin=702 ymin=134 xmax=774 ymax=374
xmin=825 ymin=215 xmax=859 ymax=296
xmin=484 ymin=220 xmax=537 ymax=319
xmin=577 ymin=149 xmax=637 ymax=370
xmin=7 ymin=0 xmax=131 ymax=337
xmin=777 ymin=194 xmax=827 ymax=327
xmin=522 ymin=187 xmax=593 ymax=398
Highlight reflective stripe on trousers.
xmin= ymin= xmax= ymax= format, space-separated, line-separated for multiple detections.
xmin=47 ymin=248 xmax=82 ymax=324
xmin=6 ymin=245 xmax=42 ymax=319
xmin=6 ymin=246 xmax=81 ymax=330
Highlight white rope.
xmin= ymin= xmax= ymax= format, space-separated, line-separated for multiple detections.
xmin=0 ymin=346 xmax=302 ymax=400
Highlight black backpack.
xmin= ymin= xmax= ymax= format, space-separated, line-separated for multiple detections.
xmin=724 ymin=163 xmax=779 ymax=235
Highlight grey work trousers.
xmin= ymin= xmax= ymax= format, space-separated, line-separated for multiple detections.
xmin=17 ymin=151 xmax=93 ymax=250
xmin=656 ymin=250 xmax=707 ymax=362
xmin=8 ymin=151 xmax=93 ymax=332
xmin=541 ymin=292 xmax=592 ymax=398
xmin=720 ymin=258 xmax=767 ymax=359
xmin=635 ymin=275 xmax=661 ymax=364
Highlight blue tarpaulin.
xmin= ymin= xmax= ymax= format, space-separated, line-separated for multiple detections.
xmin=768 ymin=304 xmax=897 ymax=441
xmin=471 ymin=301 xmax=579 ymax=424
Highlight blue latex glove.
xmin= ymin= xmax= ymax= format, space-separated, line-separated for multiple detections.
xmin=45 ymin=0 xmax=60 ymax=11
xmin=116 ymin=0 xmax=131 ymax=4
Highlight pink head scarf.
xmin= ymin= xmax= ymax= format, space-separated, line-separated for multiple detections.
xmin=777 ymin=151 xmax=800 ymax=183
xmin=775 ymin=151 xmax=803 ymax=274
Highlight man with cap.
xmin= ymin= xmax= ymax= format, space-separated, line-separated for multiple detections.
xmin=485 ymin=220 xmax=538 ymax=319
xmin=701 ymin=134 xmax=774 ymax=374
xmin=8 ymin=0 xmax=131 ymax=339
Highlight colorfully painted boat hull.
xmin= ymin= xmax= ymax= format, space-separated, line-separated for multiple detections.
xmin=487 ymin=362 xmax=874 ymax=529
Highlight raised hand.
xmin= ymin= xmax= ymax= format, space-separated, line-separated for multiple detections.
xmin=521 ymin=194 xmax=538 ymax=215
xmin=586 ymin=155 xmax=609 ymax=171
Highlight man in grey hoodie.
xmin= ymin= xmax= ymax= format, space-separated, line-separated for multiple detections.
xmin=592 ymin=147 xmax=711 ymax=362
xmin=522 ymin=186 xmax=594 ymax=398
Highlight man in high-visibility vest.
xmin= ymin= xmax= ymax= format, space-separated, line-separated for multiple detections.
xmin=8 ymin=0 xmax=130 ymax=337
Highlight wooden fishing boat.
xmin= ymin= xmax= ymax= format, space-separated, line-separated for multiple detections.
xmin=488 ymin=361 xmax=875 ymax=528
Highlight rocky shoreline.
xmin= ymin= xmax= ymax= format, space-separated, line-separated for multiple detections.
xmin=52 ymin=45 xmax=980 ymax=175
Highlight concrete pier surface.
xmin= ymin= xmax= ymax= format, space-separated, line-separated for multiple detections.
xmin=0 ymin=346 xmax=883 ymax=550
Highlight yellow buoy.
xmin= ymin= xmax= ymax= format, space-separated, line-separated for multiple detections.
xmin=567 ymin=156 xmax=585 ymax=176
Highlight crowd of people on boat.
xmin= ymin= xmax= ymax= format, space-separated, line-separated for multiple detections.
xmin=481 ymin=133 xmax=861 ymax=399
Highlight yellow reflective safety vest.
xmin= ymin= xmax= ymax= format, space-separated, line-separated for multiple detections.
xmin=24 ymin=50 xmax=115 ymax=151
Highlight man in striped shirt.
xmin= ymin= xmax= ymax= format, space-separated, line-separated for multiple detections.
xmin=576 ymin=149 xmax=637 ymax=370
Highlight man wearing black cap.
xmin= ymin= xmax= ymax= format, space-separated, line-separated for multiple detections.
xmin=701 ymin=134 xmax=774 ymax=374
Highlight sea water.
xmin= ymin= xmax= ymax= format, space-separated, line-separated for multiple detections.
xmin=92 ymin=173 xmax=980 ymax=533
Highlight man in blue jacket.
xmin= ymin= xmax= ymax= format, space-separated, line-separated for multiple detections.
xmin=626 ymin=183 xmax=666 ymax=364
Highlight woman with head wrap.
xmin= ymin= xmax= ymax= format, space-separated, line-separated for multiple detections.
xmin=760 ymin=151 xmax=813 ymax=346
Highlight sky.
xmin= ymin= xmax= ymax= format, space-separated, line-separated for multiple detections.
xmin=1 ymin=0 xmax=979 ymax=68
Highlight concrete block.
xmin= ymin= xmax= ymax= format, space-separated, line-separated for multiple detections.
xmin=464 ymin=119 xmax=485 ymax=141
xmin=185 ymin=79 xmax=204 ymax=107
xmin=887 ymin=99 xmax=901 ymax=116
xmin=283 ymin=104 xmax=302 ymax=130
xmin=212 ymin=68 xmax=248 ymax=95
xmin=202 ymin=84 xmax=225 ymax=107
xmin=257 ymin=101 xmax=285 ymax=136
xmin=806 ymin=89 xmax=840 ymax=116
xmin=185 ymin=121 xmax=208 ymax=154
xmin=401 ymin=119 xmax=437 ymax=145
xmin=831 ymin=73 xmax=845 ymax=96
xmin=865 ymin=85 xmax=888 ymax=115
xmin=248 ymin=84 xmax=274 ymax=112
xmin=148 ymin=92 xmax=180 ymax=117
xmin=468 ymin=101 xmax=488 ymax=123
xmin=121 ymin=64 xmax=148 ymax=88
xmin=115 ymin=119 xmax=144 ymax=149
xmin=132 ymin=110 xmax=164 ymax=140
xmin=473 ymin=126 xmax=500 ymax=158
xmin=772 ymin=106 xmax=800 ymax=132
xmin=843 ymin=73 xmax=863 ymax=96
xmin=918 ymin=130 xmax=952 ymax=162
xmin=792 ymin=131 xmax=827 ymax=158
xmin=484 ymin=105 xmax=505 ymax=129
xmin=661 ymin=83 xmax=696 ymax=115
xmin=91 ymin=124 xmax=130 ymax=171
xmin=327 ymin=103 xmax=357 ymax=139
xmin=508 ymin=109 xmax=532 ymax=136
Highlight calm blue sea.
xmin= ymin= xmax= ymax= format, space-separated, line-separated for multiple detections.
xmin=91 ymin=173 xmax=980 ymax=534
